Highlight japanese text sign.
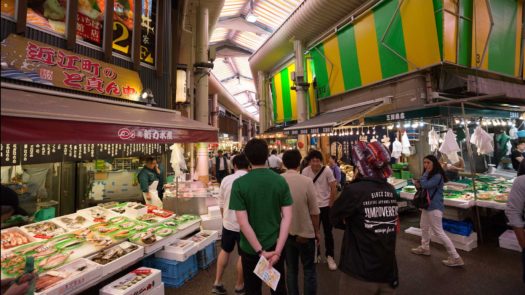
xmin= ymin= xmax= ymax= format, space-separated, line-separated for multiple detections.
xmin=1 ymin=34 xmax=143 ymax=101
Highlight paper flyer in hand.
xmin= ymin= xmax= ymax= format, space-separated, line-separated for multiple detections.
xmin=253 ymin=256 xmax=281 ymax=291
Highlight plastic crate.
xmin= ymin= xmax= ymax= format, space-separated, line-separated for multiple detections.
xmin=442 ymin=218 xmax=472 ymax=237
xmin=142 ymin=256 xmax=198 ymax=288
xmin=401 ymin=171 xmax=413 ymax=180
xmin=197 ymin=242 xmax=217 ymax=270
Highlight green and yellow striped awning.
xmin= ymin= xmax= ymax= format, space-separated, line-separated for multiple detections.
xmin=270 ymin=61 xmax=318 ymax=124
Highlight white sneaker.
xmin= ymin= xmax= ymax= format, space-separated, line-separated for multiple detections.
xmin=327 ymin=256 xmax=337 ymax=271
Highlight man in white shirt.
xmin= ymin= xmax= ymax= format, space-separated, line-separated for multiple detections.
xmin=213 ymin=154 xmax=250 ymax=295
xmin=302 ymin=150 xmax=338 ymax=271
xmin=268 ymin=149 xmax=283 ymax=173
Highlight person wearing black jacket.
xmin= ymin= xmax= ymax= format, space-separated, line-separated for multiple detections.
xmin=330 ymin=141 xmax=399 ymax=294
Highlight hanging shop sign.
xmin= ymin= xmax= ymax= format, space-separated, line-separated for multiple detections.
xmin=283 ymin=126 xmax=333 ymax=136
xmin=1 ymin=34 xmax=143 ymax=101
xmin=0 ymin=143 xmax=168 ymax=166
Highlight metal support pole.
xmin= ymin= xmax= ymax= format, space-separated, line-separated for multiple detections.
xmin=194 ymin=5 xmax=209 ymax=183
xmin=194 ymin=5 xmax=209 ymax=124
xmin=461 ymin=102 xmax=483 ymax=243
xmin=248 ymin=120 xmax=252 ymax=139
xmin=238 ymin=114 xmax=243 ymax=148
xmin=212 ymin=93 xmax=219 ymax=128
xmin=294 ymin=40 xmax=308 ymax=156
xmin=257 ymin=71 xmax=266 ymax=134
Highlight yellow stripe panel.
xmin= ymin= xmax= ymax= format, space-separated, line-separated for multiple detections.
xmin=472 ymin=0 xmax=490 ymax=70
xmin=322 ymin=36 xmax=346 ymax=95
xmin=400 ymin=0 xmax=441 ymax=70
xmin=443 ymin=0 xmax=458 ymax=63
xmin=354 ymin=13 xmax=383 ymax=85
xmin=288 ymin=63 xmax=298 ymax=120
xmin=516 ymin=1 xmax=523 ymax=77
xmin=274 ymin=73 xmax=285 ymax=123
xmin=307 ymin=60 xmax=317 ymax=115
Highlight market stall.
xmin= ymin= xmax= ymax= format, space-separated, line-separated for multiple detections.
xmin=1 ymin=85 xmax=218 ymax=217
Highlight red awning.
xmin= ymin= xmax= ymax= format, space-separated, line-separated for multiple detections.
xmin=1 ymin=86 xmax=218 ymax=144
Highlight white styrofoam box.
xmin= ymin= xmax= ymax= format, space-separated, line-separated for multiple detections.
xmin=36 ymin=258 xmax=102 ymax=295
xmin=142 ymin=232 xmax=180 ymax=255
xmin=185 ymin=230 xmax=218 ymax=251
xmin=0 ymin=227 xmax=36 ymax=253
xmin=499 ymin=230 xmax=521 ymax=252
xmin=200 ymin=214 xmax=222 ymax=232
xmin=475 ymin=200 xmax=507 ymax=211
xmin=404 ymin=227 xmax=478 ymax=252
xmin=100 ymin=267 xmax=162 ymax=295
xmin=20 ymin=220 xmax=68 ymax=240
xmin=78 ymin=207 xmax=118 ymax=223
xmin=155 ymin=239 xmax=198 ymax=261
xmin=173 ymin=220 xmax=201 ymax=240
xmin=88 ymin=242 xmax=145 ymax=277
xmin=54 ymin=212 xmax=97 ymax=233
xmin=399 ymin=192 xmax=415 ymax=200
xmin=443 ymin=198 xmax=476 ymax=209
xmin=150 ymin=282 xmax=164 ymax=295
xmin=208 ymin=206 xmax=222 ymax=218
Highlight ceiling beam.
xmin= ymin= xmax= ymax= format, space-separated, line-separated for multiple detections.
xmin=211 ymin=40 xmax=254 ymax=56
xmin=220 ymin=74 xmax=253 ymax=83
xmin=217 ymin=16 xmax=274 ymax=34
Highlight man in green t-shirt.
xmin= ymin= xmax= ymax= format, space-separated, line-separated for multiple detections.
xmin=230 ymin=139 xmax=293 ymax=295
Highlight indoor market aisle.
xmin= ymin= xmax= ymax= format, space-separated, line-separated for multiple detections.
xmin=168 ymin=214 xmax=523 ymax=295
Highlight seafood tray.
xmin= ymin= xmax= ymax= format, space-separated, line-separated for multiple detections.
xmin=77 ymin=207 xmax=118 ymax=223
xmin=54 ymin=212 xmax=95 ymax=232
xmin=1 ymin=227 xmax=35 ymax=251
xmin=147 ymin=205 xmax=175 ymax=219
xmin=128 ymin=227 xmax=179 ymax=255
xmin=35 ymin=258 xmax=102 ymax=295
xmin=88 ymin=241 xmax=144 ymax=277
xmin=155 ymin=239 xmax=198 ymax=262
xmin=100 ymin=267 xmax=162 ymax=295
xmin=21 ymin=221 xmax=67 ymax=240
xmin=184 ymin=230 xmax=218 ymax=251
xmin=111 ymin=202 xmax=148 ymax=218
xmin=135 ymin=213 xmax=167 ymax=225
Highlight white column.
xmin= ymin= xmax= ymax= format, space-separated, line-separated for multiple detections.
xmin=257 ymin=71 xmax=266 ymax=134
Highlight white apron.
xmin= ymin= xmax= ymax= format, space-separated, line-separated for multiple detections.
xmin=143 ymin=180 xmax=163 ymax=208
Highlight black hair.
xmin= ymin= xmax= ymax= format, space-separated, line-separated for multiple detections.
xmin=218 ymin=150 xmax=224 ymax=154
xmin=232 ymin=153 xmax=250 ymax=170
xmin=145 ymin=156 xmax=156 ymax=163
xmin=424 ymin=155 xmax=448 ymax=182
xmin=283 ymin=150 xmax=302 ymax=169
xmin=271 ymin=149 xmax=278 ymax=155
xmin=518 ymin=160 xmax=525 ymax=177
xmin=308 ymin=150 xmax=323 ymax=162
xmin=244 ymin=138 xmax=269 ymax=165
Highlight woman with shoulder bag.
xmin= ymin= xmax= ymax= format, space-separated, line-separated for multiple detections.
xmin=411 ymin=155 xmax=464 ymax=267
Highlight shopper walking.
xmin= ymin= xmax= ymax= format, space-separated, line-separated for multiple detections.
xmin=328 ymin=156 xmax=342 ymax=183
xmin=268 ymin=149 xmax=283 ymax=173
xmin=330 ymin=141 xmax=398 ymax=294
xmin=214 ymin=150 xmax=230 ymax=183
xmin=505 ymin=174 xmax=525 ymax=283
xmin=411 ymin=155 xmax=464 ymax=267
xmin=212 ymin=154 xmax=250 ymax=295
xmin=230 ymin=139 xmax=293 ymax=295
xmin=302 ymin=150 xmax=338 ymax=270
xmin=282 ymin=150 xmax=320 ymax=295
xmin=138 ymin=156 xmax=163 ymax=207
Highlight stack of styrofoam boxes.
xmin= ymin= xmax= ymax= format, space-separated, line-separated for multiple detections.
xmin=185 ymin=230 xmax=219 ymax=270
xmin=404 ymin=227 xmax=478 ymax=252
xmin=146 ymin=240 xmax=199 ymax=288
xmin=200 ymin=206 xmax=222 ymax=235
xmin=499 ymin=230 xmax=521 ymax=252
xmin=100 ymin=267 xmax=163 ymax=295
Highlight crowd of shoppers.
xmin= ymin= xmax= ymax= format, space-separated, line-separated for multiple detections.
xmin=212 ymin=138 xmax=475 ymax=295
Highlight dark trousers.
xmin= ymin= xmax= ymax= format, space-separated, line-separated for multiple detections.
xmin=522 ymin=250 xmax=525 ymax=283
xmin=240 ymin=248 xmax=287 ymax=295
xmin=285 ymin=236 xmax=317 ymax=295
xmin=216 ymin=170 xmax=228 ymax=183
xmin=319 ymin=206 xmax=334 ymax=257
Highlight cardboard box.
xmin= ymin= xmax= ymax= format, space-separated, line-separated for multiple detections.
xmin=100 ymin=267 xmax=162 ymax=295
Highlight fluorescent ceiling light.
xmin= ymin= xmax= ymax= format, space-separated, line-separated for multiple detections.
xmin=246 ymin=12 xmax=257 ymax=23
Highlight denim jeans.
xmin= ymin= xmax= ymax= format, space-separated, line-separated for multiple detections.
xmin=319 ymin=206 xmax=334 ymax=257
xmin=285 ymin=235 xmax=317 ymax=295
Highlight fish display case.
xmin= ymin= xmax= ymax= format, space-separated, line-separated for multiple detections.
xmin=88 ymin=241 xmax=145 ymax=277
xmin=100 ymin=267 xmax=162 ymax=295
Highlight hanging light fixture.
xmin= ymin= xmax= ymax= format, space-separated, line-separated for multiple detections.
xmin=245 ymin=0 xmax=258 ymax=23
